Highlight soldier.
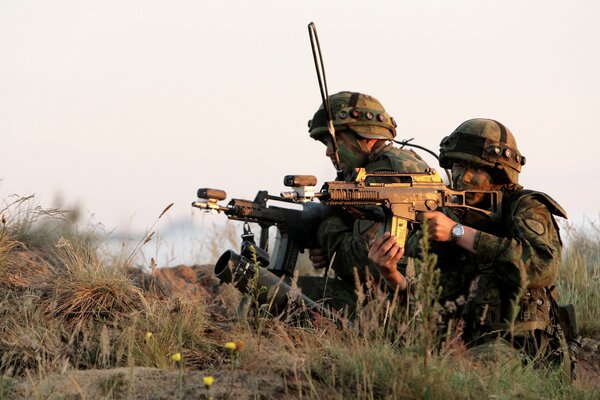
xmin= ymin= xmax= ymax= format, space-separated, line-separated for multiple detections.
xmin=298 ymin=91 xmax=429 ymax=308
xmin=369 ymin=118 xmax=574 ymax=375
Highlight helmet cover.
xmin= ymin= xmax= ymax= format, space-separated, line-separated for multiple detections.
xmin=439 ymin=118 xmax=525 ymax=184
xmin=308 ymin=91 xmax=397 ymax=140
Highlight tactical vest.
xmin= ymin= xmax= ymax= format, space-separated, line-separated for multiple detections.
xmin=464 ymin=189 xmax=567 ymax=339
xmin=460 ymin=188 xmax=576 ymax=378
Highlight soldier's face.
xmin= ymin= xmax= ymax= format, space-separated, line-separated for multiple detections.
xmin=321 ymin=132 xmax=366 ymax=175
xmin=452 ymin=161 xmax=494 ymax=205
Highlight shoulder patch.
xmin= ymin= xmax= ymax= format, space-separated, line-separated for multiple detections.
xmin=524 ymin=218 xmax=545 ymax=235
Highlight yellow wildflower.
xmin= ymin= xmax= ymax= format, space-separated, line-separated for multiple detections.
xmin=203 ymin=376 xmax=214 ymax=388
xmin=224 ymin=342 xmax=237 ymax=351
xmin=171 ymin=352 xmax=182 ymax=362
xmin=144 ymin=332 xmax=153 ymax=342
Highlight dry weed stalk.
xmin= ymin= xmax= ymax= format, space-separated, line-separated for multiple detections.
xmin=124 ymin=203 xmax=174 ymax=266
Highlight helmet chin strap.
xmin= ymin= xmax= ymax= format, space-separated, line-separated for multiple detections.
xmin=328 ymin=120 xmax=342 ymax=172
xmin=358 ymin=138 xmax=378 ymax=153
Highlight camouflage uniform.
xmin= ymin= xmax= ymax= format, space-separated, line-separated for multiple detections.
xmin=431 ymin=189 xmax=566 ymax=346
xmin=316 ymin=143 xmax=428 ymax=286
xmin=430 ymin=119 xmax=573 ymax=374
xmin=299 ymin=91 xmax=429 ymax=309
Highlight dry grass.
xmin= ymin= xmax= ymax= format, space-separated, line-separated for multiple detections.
xmin=0 ymin=225 xmax=18 ymax=288
xmin=44 ymin=236 xmax=148 ymax=329
xmin=0 ymin=197 xmax=598 ymax=399
xmin=0 ymin=199 xmax=217 ymax=383
xmin=557 ymin=220 xmax=600 ymax=336
xmin=0 ymin=291 xmax=66 ymax=377
xmin=130 ymin=296 xmax=218 ymax=370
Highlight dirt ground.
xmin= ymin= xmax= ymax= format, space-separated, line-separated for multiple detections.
xmin=578 ymin=337 xmax=600 ymax=388
xmin=8 ymin=366 xmax=304 ymax=399
xmin=6 ymin=339 xmax=600 ymax=399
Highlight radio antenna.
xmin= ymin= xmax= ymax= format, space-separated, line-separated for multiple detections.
xmin=308 ymin=22 xmax=340 ymax=170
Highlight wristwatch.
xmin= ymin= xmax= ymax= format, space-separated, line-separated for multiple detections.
xmin=450 ymin=223 xmax=465 ymax=242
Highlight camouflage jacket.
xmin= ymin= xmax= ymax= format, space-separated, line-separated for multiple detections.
xmin=316 ymin=144 xmax=430 ymax=286
xmin=429 ymin=188 xmax=567 ymax=344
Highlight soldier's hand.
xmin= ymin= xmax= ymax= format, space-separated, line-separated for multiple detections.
xmin=368 ymin=232 xmax=407 ymax=291
xmin=422 ymin=211 xmax=477 ymax=252
xmin=422 ymin=211 xmax=454 ymax=242
xmin=309 ymin=248 xmax=329 ymax=269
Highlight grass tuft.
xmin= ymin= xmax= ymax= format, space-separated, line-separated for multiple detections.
xmin=44 ymin=236 xmax=148 ymax=329
xmin=557 ymin=220 xmax=600 ymax=336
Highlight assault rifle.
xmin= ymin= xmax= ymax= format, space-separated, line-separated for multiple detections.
xmin=282 ymin=168 xmax=502 ymax=246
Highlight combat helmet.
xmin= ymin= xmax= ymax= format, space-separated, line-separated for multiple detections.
xmin=439 ymin=118 xmax=526 ymax=184
xmin=308 ymin=91 xmax=397 ymax=140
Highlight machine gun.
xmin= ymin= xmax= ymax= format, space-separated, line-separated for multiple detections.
xmin=192 ymin=175 xmax=326 ymax=278
xmin=192 ymin=179 xmax=344 ymax=323
xmin=282 ymin=168 xmax=502 ymax=247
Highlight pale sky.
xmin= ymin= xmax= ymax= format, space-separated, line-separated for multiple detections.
xmin=2 ymin=1 xmax=599 ymax=239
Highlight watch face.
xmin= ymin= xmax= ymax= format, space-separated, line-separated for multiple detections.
xmin=451 ymin=224 xmax=464 ymax=240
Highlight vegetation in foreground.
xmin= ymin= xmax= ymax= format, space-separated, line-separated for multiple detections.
xmin=0 ymin=196 xmax=598 ymax=399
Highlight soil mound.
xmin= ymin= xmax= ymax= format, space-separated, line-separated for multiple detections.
xmin=152 ymin=264 xmax=220 ymax=298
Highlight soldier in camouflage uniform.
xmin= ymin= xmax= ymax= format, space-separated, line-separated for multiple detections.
xmin=369 ymin=118 xmax=574 ymax=375
xmin=297 ymin=91 xmax=429 ymax=309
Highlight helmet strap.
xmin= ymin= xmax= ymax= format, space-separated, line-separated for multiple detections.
xmin=356 ymin=137 xmax=376 ymax=153
xmin=328 ymin=121 xmax=342 ymax=172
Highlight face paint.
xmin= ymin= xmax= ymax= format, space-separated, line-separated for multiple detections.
xmin=452 ymin=162 xmax=494 ymax=205
xmin=323 ymin=132 xmax=369 ymax=178
xmin=337 ymin=141 xmax=364 ymax=174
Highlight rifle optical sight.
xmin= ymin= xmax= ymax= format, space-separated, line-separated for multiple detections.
xmin=283 ymin=175 xmax=317 ymax=187
xmin=197 ymin=188 xmax=227 ymax=200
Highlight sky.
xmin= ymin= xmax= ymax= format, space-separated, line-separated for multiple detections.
xmin=1 ymin=1 xmax=599 ymax=260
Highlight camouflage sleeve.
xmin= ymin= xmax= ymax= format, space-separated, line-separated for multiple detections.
xmin=316 ymin=215 xmax=382 ymax=287
xmin=473 ymin=196 xmax=561 ymax=290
